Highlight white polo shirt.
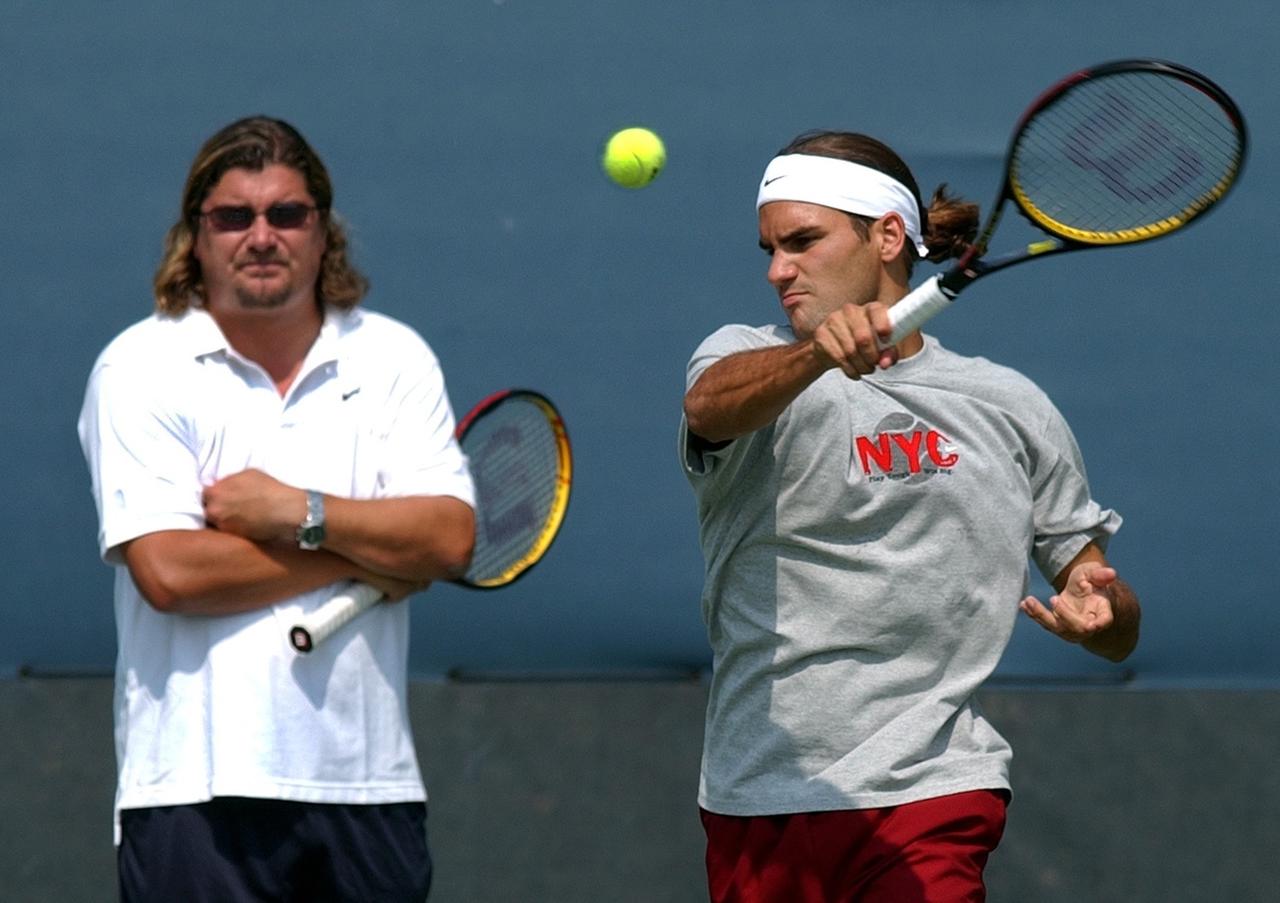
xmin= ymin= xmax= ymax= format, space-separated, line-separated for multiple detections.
xmin=77 ymin=304 xmax=474 ymax=842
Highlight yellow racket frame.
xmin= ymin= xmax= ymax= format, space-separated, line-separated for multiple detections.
xmin=1010 ymin=162 xmax=1243 ymax=246
xmin=467 ymin=392 xmax=572 ymax=588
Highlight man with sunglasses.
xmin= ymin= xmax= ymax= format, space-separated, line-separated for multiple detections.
xmin=78 ymin=117 xmax=475 ymax=901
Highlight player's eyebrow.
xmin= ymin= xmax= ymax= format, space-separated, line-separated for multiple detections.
xmin=759 ymin=225 xmax=822 ymax=253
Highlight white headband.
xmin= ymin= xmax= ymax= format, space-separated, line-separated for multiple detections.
xmin=756 ymin=154 xmax=929 ymax=258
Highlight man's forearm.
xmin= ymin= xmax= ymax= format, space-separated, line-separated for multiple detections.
xmin=123 ymin=529 xmax=366 ymax=615
xmin=321 ymin=495 xmax=475 ymax=582
xmin=683 ymin=342 xmax=827 ymax=443
xmin=1083 ymin=577 xmax=1141 ymax=662
xmin=203 ymin=470 xmax=476 ymax=584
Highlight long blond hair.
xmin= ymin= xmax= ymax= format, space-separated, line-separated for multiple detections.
xmin=152 ymin=116 xmax=368 ymax=314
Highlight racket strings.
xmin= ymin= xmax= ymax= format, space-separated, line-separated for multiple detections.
xmin=463 ymin=402 xmax=567 ymax=584
xmin=1011 ymin=71 xmax=1243 ymax=239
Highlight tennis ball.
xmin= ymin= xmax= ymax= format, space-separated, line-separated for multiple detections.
xmin=602 ymin=127 xmax=666 ymax=189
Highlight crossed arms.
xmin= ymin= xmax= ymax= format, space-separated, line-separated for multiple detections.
xmin=122 ymin=469 xmax=474 ymax=616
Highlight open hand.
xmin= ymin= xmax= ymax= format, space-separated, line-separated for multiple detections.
xmin=1019 ymin=561 xmax=1117 ymax=645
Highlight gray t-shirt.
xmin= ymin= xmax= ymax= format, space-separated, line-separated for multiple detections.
xmin=681 ymin=325 xmax=1121 ymax=815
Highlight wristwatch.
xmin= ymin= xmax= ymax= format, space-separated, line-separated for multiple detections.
xmin=296 ymin=490 xmax=326 ymax=550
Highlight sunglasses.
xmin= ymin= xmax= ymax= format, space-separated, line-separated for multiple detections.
xmin=199 ymin=203 xmax=319 ymax=233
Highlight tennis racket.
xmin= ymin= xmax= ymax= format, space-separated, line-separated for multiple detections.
xmin=289 ymin=389 xmax=572 ymax=653
xmin=887 ymin=58 xmax=1247 ymax=344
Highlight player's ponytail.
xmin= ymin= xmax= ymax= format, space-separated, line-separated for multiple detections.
xmin=921 ymin=185 xmax=980 ymax=264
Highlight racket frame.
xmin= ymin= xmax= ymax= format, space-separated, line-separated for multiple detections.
xmin=455 ymin=389 xmax=573 ymax=589
xmin=288 ymin=388 xmax=572 ymax=653
xmin=889 ymin=58 xmax=1247 ymax=343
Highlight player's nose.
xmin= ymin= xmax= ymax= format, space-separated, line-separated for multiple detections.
xmin=767 ymin=252 xmax=797 ymax=287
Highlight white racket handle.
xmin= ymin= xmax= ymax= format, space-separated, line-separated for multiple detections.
xmin=289 ymin=583 xmax=383 ymax=653
xmin=886 ymin=274 xmax=956 ymax=345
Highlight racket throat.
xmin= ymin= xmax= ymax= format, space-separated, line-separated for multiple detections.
xmin=937 ymin=267 xmax=974 ymax=296
xmin=941 ymin=243 xmax=990 ymax=294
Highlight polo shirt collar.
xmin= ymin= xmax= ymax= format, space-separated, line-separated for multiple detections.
xmin=177 ymin=304 xmax=359 ymax=367
xmin=179 ymin=306 xmax=234 ymax=360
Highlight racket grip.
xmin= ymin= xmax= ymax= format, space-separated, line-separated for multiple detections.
xmin=886 ymin=275 xmax=955 ymax=345
xmin=289 ymin=584 xmax=383 ymax=653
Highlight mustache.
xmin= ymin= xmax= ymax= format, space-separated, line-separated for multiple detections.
xmin=235 ymin=254 xmax=288 ymax=268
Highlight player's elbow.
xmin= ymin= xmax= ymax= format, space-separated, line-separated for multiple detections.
xmin=395 ymin=502 xmax=475 ymax=581
xmin=1085 ymin=619 xmax=1140 ymax=663
xmin=141 ymin=586 xmax=184 ymax=613
xmin=1097 ymin=631 xmax=1139 ymax=663
xmin=120 ymin=535 xmax=211 ymax=613
xmin=122 ymin=553 xmax=185 ymax=612
xmin=438 ymin=511 xmax=475 ymax=579
xmin=684 ymin=392 xmax=731 ymax=445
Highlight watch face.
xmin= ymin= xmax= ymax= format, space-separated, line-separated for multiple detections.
xmin=298 ymin=524 xmax=325 ymax=548
xmin=298 ymin=490 xmax=325 ymax=549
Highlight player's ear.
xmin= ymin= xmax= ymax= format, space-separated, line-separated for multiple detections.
xmin=873 ymin=213 xmax=908 ymax=263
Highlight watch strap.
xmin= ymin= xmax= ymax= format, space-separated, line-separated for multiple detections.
xmin=296 ymin=489 xmax=326 ymax=550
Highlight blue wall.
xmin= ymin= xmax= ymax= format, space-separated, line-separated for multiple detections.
xmin=4 ymin=0 xmax=1276 ymax=685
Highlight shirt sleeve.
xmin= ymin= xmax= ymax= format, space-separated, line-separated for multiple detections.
xmin=77 ymin=362 xmax=205 ymax=564
xmin=375 ymin=348 xmax=475 ymax=507
xmin=679 ymin=324 xmax=783 ymax=478
xmin=1027 ymin=401 xmax=1122 ymax=583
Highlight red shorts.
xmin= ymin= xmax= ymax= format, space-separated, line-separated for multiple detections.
xmin=700 ymin=789 xmax=1009 ymax=903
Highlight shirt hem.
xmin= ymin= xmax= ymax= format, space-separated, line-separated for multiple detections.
xmin=697 ymin=774 xmax=1012 ymax=817
xmin=113 ymin=780 xmax=426 ymax=845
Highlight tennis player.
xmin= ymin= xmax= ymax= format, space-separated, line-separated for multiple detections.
xmin=78 ymin=117 xmax=475 ymax=901
xmin=679 ymin=130 xmax=1141 ymax=902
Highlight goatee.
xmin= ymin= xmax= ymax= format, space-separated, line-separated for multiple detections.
xmin=234 ymin=284 xmax=292 ymax=309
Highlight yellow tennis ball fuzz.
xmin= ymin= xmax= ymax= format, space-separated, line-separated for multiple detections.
xmin=602 ymin=127 xmax=666 ymax=189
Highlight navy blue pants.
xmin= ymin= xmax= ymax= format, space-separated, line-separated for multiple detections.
xmin=118 ymin=797 xmax=432 ymax=902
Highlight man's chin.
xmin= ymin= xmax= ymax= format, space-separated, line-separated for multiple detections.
xmin=233 ymin=284 xmax=292 ymax=310
xmin=786 ymin=314 xmax=814 ymax=340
